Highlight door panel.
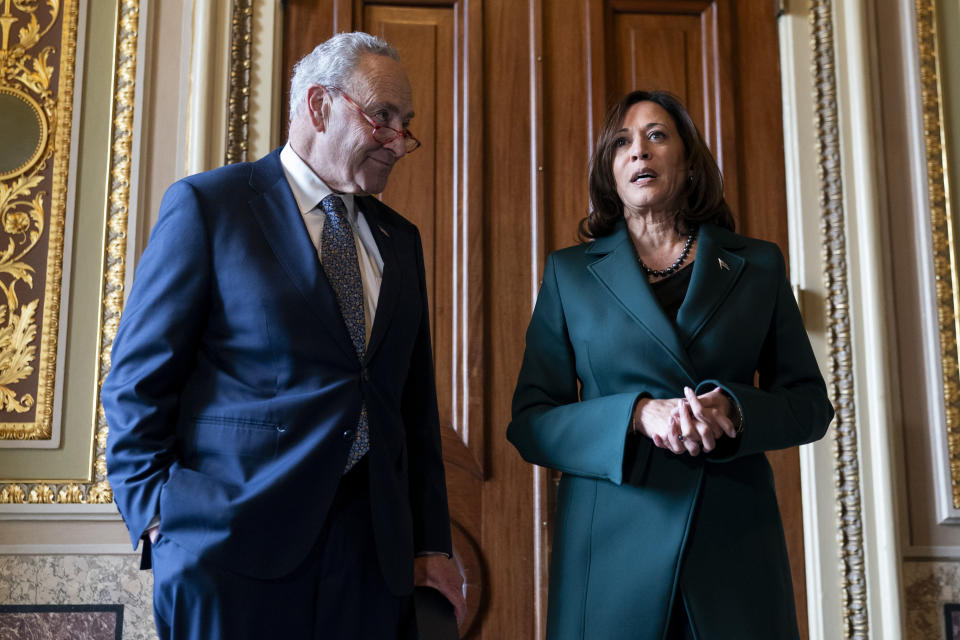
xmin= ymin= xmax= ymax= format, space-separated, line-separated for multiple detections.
xmin=613 ymin=14 xmax=705 ymax=126
xmin=364 ymin=5 xmax=456 ymax=433
xmin=606 ymin=0 xmax=738 ymax=217
xmin=282 ymin=1 xmax=803 ymax=637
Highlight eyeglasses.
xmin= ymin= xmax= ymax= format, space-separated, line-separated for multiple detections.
xmin=328 ymin=87 xmax=421 ymax=154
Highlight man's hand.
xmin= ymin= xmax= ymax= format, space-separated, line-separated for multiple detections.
xmin=414 ymin=554 xmax=466 ymax=625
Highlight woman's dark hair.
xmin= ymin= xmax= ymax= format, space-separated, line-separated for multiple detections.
xmin=580 ymin=90 xmax=735 ymax=240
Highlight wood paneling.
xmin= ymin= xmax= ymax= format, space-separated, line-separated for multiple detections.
xmin=606 ymin=0 xmax=739 ymax=218
xmin=613 ymin=13 xmax=706 ymax=122
xmin=729 ymin=0 xmax=789 ymax=248
xmin=280 ymin=0 xmax=352 ymax=139
xmin=481 ymin=0 xmax=538 ymax=633
xmin=727 ymin=3 xmax=805 ymax=636
xmin=363 ymin=5 xmax=490 ymax=637
xmin=282 ymin=1 xmax=801 ymax=637
xmin=543 ymin=0 xmax=592 ymax=252
xmin=364 ymin=6 xmax=455 ymax=430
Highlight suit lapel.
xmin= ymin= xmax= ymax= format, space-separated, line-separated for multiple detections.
xmin=247 ymin=151 xmax=357 ymax=361
xmin=676 ymin=224 xmax=746 ymax=347
xmin=587 ymin=225 xmax=698 ymax=382
xmin=360 ymin=197 xmax=401 ymax=364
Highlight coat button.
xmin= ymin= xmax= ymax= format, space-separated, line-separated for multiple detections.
xmin=342 ymin=429 xmax=353 ymax=440
xmin=360 ymin=369 xmax=369 ymax=382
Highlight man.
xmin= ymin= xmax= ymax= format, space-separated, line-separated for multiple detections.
xmin=103 ymin=32 xmax=465 ymax=639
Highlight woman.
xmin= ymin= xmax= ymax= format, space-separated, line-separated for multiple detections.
xmin=507 ymin=90 xmax=834 ymax=639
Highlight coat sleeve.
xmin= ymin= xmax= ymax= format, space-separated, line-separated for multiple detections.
xmin=508 ymin=253 xmax=652 ymax=485
xmin=403 ymin=229 xmax=453 ymax=556
xmin=697 ymin=247 xmax=834 ymax=460
xmin=102 ymin=180 xmax=211 ymax=549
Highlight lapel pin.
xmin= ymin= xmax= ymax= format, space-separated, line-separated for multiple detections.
xmin=718 ymin=258 xmax=729 ymax=271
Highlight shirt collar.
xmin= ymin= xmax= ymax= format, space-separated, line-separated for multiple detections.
xmin=280 ymin=142 xmax=357 ymax=221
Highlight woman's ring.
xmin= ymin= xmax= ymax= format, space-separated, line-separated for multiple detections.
xmin=678 ymin=434 xmax=685 ymax=442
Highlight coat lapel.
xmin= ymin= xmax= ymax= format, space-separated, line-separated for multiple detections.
xmin=676 ymin=224 xmax=746 ymax=347
xmin=586 ymin=224 xmax=698 ymax=382
xmin=246 ymin=151 xmax=357 ymax=362
xmin=359 ymin=197 xmax=401 ymax=364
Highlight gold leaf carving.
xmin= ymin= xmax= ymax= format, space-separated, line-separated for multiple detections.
xmin=57 ymin=483 xmax=84 ymax=503
xmin=14 ymin=2 xmax=43 ymax=14
xmin=0 ymin=484 xmax=25 ymax=502
xmin=0 ymin=0 xmax=135 ymax=507
xmin=22 ymin=45 xmax=53 ymax=94
xmin=0 ymin=298 xmax=37 ymax=412
xmin=16 ymin=13 xmax=39 ymax=49
xmin=811 ymin=0 xmax=868 ymax=637
xmin=28 ymin=483 xmax=54 ymax=502
xmin=0 ymin=162 xmax=42 ymax=417
xmin=0 ymin=0 xmax=49 ymax=421
xmin=87 ymin=482 xmax=113 ymax=504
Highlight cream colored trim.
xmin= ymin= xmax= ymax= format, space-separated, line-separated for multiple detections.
xmin=0 ymin=545 xmax=135 ymax=554
xmin=0 ymin=504 xmax=121 ymax=519
xmin=780 ymin=0 xmax=905 ymax=636
xmin=247 ymin=0 xmax=283 ymax=158
xmin=832 ymin=0 xmax=905 ymax=636
xmin=914 ymin=0 xmax=960 ymax=526
xmin=903 ymin=545 xmax=960 ymax=559
xmin=0 ymin=505 xmax=133 ymax=553
xmin=778 ymin=9 xmax=835 ymax=637
xmin=125 ymin=0 xmax=149 ymax=292
xmin=780 ymin=3 xmax=848 ymax=637
xmin=183 ymin=0 xmax=232 ymax=175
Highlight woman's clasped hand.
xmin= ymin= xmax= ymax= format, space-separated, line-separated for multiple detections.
xmin=632 ymin=387 xmax=737 ymax=456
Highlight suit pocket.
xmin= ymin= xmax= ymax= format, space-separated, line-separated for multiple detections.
xmin=191 ymin=415 xmax=282 ymax=458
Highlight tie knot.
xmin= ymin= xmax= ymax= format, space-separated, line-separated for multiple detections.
xmin=320 ymin=194 xmax=350 ymax=229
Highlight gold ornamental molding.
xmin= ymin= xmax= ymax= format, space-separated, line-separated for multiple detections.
xmin=915 ymin=0 xmax=960 ymax=510
xmin=0 ymin=0 xmax=140 ymax=504
xmin=810 ymin=0 xmax=868 ymax=637
xmin=225 ymin=0 xmax=253 ymax=165
xmin=224 ymin=0 xmax=253 ymax=164
xmin=0 ymin=0 xmax=78 ymax=439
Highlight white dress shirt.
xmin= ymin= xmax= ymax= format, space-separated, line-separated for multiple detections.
xmin=280 ymin=144 xmax=383 ymax=344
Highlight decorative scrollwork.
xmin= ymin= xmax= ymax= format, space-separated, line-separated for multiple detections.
xmin=810 ymin=0 xmax=868 ymax=637
xmin=914 ymin=0 xmax=960 ymax=510
xmin=225 ymin=0 xmax=253 ymax=165
xmin=0 ymin=0 xmax=134 ymax=504
xmin=0 ymin=0 xmax=60 ymax=429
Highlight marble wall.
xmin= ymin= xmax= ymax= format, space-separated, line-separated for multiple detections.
xmin=904 ymin=560 xmax=960 ymax=640
xmin=0 ymin=555 xmax=156 ymax=640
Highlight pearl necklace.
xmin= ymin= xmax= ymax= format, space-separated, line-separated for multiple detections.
xmin=637 ymin=228 xmax=697 ymax=278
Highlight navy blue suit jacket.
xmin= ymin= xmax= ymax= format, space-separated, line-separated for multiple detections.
xmin=103 ymin=149 xmax=452 ymax=594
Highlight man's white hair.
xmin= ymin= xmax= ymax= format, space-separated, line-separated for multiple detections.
xmin=289 ymin=32 xmax=399 ymax=124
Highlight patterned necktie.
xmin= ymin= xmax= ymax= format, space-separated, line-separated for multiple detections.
xmin=320 ymin=194 xmax=369 ymax=472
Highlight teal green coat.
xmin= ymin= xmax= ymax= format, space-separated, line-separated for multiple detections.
xmin=508 ymin=223 xmax=833 ymax=639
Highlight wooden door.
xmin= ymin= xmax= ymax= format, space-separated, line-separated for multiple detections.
xmin=283 ymin=1 xmax=802 ymax=637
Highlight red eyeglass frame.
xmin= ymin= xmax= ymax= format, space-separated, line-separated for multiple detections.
xmin=328 ymin=87 xmax=421 ymax=153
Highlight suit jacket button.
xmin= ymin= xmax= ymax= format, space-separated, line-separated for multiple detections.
xmin=360 ymin=368 xmax=369 ymax=382
xmin=342 ymin=429 xmax=353 ymax=440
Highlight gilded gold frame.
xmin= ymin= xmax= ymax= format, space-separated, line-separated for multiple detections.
xmin=915 ymin=0 xmax=960 ymax=511
xmin=225 ymin=0 xmax=253 ymax=165
xmin=0 ymin=0 xmax=140 ymax=503
xmin=810 ymin=0 xmax=868 ymax=637
xmin=0 ymin=0 xmax=259 ymax=503
xmin=0 ymin=0 xmax=79 ymax=440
